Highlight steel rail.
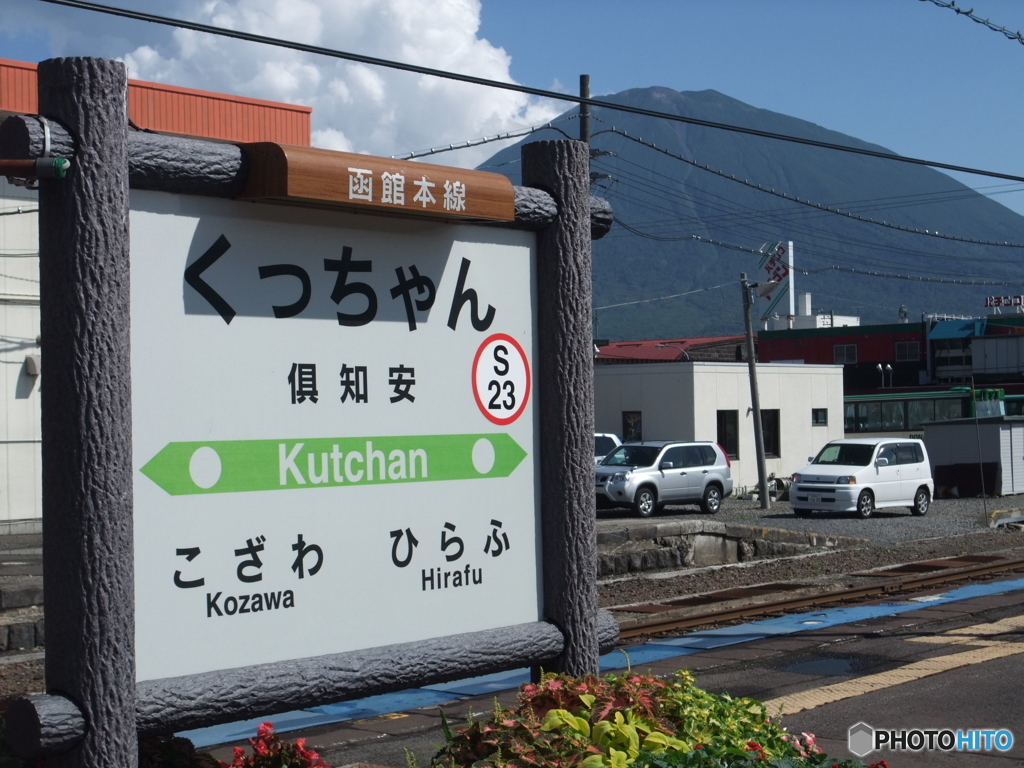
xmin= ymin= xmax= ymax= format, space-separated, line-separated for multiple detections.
xmin=616 ymin=556 xmax=1024 ymax=640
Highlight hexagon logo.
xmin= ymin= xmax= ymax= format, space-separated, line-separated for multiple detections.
xmin=848 ymin=722 xmax=875 ymax=757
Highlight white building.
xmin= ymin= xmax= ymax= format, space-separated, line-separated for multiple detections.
xmin=0 ymin=177 xmax=41 ymax=532
xmin=767 ymin=292 xmax=860 ymax=331
xmin=594 ymin=361 xmax=845 ymax=491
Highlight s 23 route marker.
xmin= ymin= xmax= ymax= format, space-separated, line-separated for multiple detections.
xmin=140 ymin=433 xmax=526 ymax=496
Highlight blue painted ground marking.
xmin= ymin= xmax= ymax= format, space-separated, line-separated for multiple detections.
xmin=599 ymin=644 xmax=694 ymax=669
xmin=422 ymin=667 xmax=531 ymax=696
xmin=182 ymin=576 xmax=1024 ymax=748
xmin=181 ymin=688 xmax=464 ymax=747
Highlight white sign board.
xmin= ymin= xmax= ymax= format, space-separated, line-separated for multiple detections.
xmin=130 ymin=190 xmax=539 ymax=681
xmin=759 ymin=240 xmax=794 ymax=318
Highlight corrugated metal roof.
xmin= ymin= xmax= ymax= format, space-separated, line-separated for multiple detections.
xmin=0 ymin=58 xmax=37 ymax=115
xmin=0 ymin=58 xmax=311 ymax=146
xmin=596 ymin=336 xmax=745 ymax=362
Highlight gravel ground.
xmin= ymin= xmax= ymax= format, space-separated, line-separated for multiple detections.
xmin=598 ymin=495 xmax=1004 ymax=546
xmin=0 ymin=652 xmax=43 ymax=714
xmin=598 ymin=496 xmax=1024 ymax=607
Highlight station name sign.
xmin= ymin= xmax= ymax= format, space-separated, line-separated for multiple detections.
xmin=130 ymin=187 xmax=538 ymax=681
xmin=241 ymin=143 xmax=516 ymax=222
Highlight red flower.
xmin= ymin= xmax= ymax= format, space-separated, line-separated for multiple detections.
xmin=221 ymin=722 xmax=330 ymax=768
xmin=745 ymin=740 xmax=766 ymax=760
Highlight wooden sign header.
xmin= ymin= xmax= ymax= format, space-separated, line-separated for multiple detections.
xmin=241 ymin=143 xmax=515 ymax=222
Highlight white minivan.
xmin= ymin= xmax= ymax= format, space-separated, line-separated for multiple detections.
xmin=790 ymin=438 xmax=933 ymax=519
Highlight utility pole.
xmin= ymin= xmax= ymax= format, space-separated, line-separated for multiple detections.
xmin=741 ymin=273 xmax=770 ymax=510
xmin=579 ymin=74 xmax=590 ymax=144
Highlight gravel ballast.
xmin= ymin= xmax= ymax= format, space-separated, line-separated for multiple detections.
xmin=598 ymin=497 xmax=1024 ymax=607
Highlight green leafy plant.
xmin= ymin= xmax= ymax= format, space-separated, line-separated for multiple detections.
xmin=634 ymin=746 xmax=891 ymax=768
xmin=430 ymin=670 xmax=892 ymax=768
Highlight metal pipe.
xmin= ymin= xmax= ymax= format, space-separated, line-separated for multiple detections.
xmin=579 ymin=75 xmax=591 ymax=144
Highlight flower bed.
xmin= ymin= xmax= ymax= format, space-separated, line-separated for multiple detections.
xmin=429 ymin=670 xmax=889 ymax=768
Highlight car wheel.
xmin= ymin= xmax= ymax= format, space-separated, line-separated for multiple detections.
xmin=633 ymin=486 xmax=657 ymax=518
xmin=700 ymin=484 xmax=722 ymax=514
xmin=856 ymin=490 xmax=874 ymax=519
xmin=910 ymin=487 xmax=930 ymax=516
xmin=793 ymin=508 xmax=812 ymax=518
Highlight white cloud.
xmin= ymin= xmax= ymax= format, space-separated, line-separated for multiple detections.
xmin=101 ymin=0 xmax=566 ymax=168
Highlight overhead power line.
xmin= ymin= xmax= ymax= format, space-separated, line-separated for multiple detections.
xmin=614 ymin=219 xmax=1023 ymax=287
xmin=920 ymin=0 xmax=1024 ymax=45
xmin=804 ymin=264 xmax=1021 ymax=287
xmin=599 ymin=129 xmax=1024 ymax=248
xmin=613 ymin=218 xmax=767 ymax=255
xmin=38 ymin=0 xmax=1024 ymax=184
xmin=601 ymin=156 xmax=1024 ymax=282
xmin=595 ymin=158 xmax=1024 ymax=277
xmin=392 ymin=119 xmax=575 ymax=160
xmin=594 ymin=280 xmax=737 ymax=311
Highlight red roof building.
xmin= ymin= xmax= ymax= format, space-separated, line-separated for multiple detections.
xmin=596 ymin=336 xmax=747 ymax=364
xmin=0 ymin=57 xmax=311 ymax=145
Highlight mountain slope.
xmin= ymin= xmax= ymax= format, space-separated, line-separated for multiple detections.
xmin=479 ymin=87 xmax=1024 ymax=340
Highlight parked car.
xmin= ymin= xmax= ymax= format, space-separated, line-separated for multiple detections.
xmin=594 ymin=433 xmax=622 ymax=466
xmin=595 ymin=441 xmax=733 ymax=517
xmin=789 ymin=437 xmax=933 ymax=519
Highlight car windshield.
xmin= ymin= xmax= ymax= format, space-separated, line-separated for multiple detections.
xmin=595 ymin=436 xmax=618 ymax=456
xmin=812 ymin=443 xmax=875 ymax=466
xmin=603 ymin=445 xmax=662 ymax=468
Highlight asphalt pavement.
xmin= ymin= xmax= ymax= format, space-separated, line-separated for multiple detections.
xmin=201 ymin=576 xmax=1024 ymax=767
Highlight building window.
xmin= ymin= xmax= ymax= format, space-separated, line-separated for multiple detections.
xmin=812 ymin=408 xmax=828 ymax=426
xmin=622 ymin=411 xmax=642 ymax=442
xmin=716 ymin=410 xmax=739 ymax=459
xmin=895 ymin=341 xmax=919 ymax=361
xmin=834 ymin=344 xmax=857 ymax=364
xmin=760 ymin=409 xmax=780 ymax=457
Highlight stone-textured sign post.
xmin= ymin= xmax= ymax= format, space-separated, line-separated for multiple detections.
xmin=10 ymin=57 xmax=137 ymax=768
xmin=524 ymin=141 xmax=599 ymax=675
xmin=3 ymin=57 xmax=614 ymax=767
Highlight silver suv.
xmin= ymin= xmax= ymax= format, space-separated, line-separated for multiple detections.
xmin=595 ymin=441 xmax=733 ymax=517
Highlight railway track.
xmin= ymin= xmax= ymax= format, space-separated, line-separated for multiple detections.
xmin=613 ymin=553 xmax=1024 ymax=640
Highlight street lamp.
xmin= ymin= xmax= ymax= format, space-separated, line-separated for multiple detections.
xmin=876 ymin=363 xmax=885 ymax=388
xmin=740 ymin=273 xmax=777 ymax=511
xmin=655 ymin=343 xmax=691 ymax=361
xmin=885 ymin=364 xmax=894 ymax=388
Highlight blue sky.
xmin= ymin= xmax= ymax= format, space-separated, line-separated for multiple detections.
xmin=478 ymin=0 xmax=1024 ymax=215
xmin=4 ymin=0 xmax=1024 ymax=215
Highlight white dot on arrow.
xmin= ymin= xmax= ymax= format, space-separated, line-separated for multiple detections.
xmin=472 ymin=438 xmax=495 ymax=474
xmin=189 ymin=446 xmax=222 ymax=489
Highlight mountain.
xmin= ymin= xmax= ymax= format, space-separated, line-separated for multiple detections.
xmin=478 ymin=87 xmax=1024 ymax=341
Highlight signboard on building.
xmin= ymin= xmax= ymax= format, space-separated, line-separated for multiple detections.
xmin=759 ymin=241 xmax=794 ymax=319
xmin=985 ymin=295 xmax=1024 ymax=310
xmin=130 ymin=190 xmax=539 ymax=681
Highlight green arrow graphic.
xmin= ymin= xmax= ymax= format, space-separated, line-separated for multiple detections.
xmin=139 ymin=433 xmax=528 ymax=496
